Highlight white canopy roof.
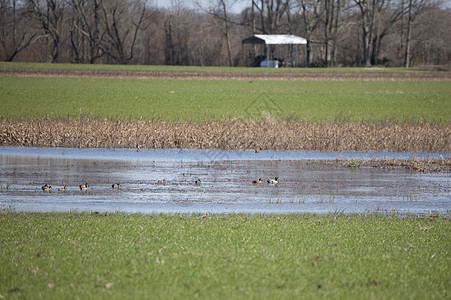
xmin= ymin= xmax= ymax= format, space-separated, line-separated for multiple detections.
xmin=242 ymin=34 xmax=307 ymax=45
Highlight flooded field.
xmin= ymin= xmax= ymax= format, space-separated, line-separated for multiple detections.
xmin=0 ymin=147 xmax=449 ymax=215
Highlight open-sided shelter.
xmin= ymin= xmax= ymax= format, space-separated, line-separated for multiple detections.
xmin=241 ymin=34 xmax=307 ymax=67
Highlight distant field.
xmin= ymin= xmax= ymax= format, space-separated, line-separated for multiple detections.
xmin=0 ymin=213 xmax=448 ymax=299
xmin=0 ymin=61 xmax=437 ymax=73
xmin=1 ymin=63 xmax=449 ymax=151
xmin=1 ymin=76 xmax=450 ymax=123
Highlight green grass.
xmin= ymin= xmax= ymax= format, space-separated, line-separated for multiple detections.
xmin=0 ymin=213 xmax=449 ymax=299
xmin=1 ymin=76 xmax=450 ymax=123
xmin=342 ymin=160 xmax=363 ymax=168
xmin=0 ymin=61 xmax=436 ymax=73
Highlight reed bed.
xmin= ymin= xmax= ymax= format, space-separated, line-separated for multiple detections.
xmin=376 ymin=157 xmax=451 ymax=172
xmin=340 ymin=158 xmax=451 ymax=172
xmin=1 ymin=118 xmax=449 ymax=152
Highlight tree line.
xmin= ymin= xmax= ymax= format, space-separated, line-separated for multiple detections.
xmin=1 ymin=0 xmax=449 ymax=68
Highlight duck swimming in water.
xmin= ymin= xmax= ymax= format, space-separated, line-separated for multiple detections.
xmin=79 ymin=183 xmax=88 ymax=191
xmin=42 ymin=184 xmax=51 ymax=192
xmin=252 ymin=178 xmax=263 ymax=184
xmin=157 ymin=179 xmax=166 ymax=184
xmin=58 ymin=186 xmax=67 ymax=192
xmin=112 ymin=183 xmax=120 ymax=189
xmin=267 ymin=177 xmax=279 ymax=185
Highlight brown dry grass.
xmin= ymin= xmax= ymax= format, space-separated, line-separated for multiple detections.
xmin=375 ymin=158 xmax=451 ymax=172
xmin=1 ymin=118 xmax=449 ymax=152
xmin=340 ymin=157 xmax=451 ymax=172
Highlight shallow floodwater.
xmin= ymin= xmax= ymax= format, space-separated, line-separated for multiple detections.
xmin=0 ymin=147 xmax=449 ymax=215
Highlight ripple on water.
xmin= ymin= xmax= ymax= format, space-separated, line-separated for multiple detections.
xmin=0 ymin=147 xmax=449 ymax=214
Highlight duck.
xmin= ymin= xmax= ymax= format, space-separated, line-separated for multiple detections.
xmin=41 ymin=184 xmax=52 ymax=192
xmin=252 ymin=178 xmax=263 ymax=184
xmin=157 ymin=179 xmax=166 ymax=184
xmin=79 ymin=183 xmax=89 ymax=191
xmin=58 ymin=186 xmax=67 ymax=192
xmin=195 ymin=179 xmax=201 ymax=185
xmin=112 ymin=183 xmax=120 ymax=189
xmin=267 ymin=177 xmax=279 ymax=185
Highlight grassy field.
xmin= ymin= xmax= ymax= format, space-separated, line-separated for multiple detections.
xmin=1 ymin=76 xmax=450 ymax=123
xmin=0 ymin=213 xmax=449 ymax=299
xmin=0 ymin=61 xmax=436 ymax=73
xmin=1 ymin=63 xmax=449 ymax=298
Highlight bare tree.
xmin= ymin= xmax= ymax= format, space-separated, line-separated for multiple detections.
xmin=253 ymin=0 xmax=291 ymax=33
xmin=0 ymin=0 xmax=38 ymax=61
xmin=164 ymin=17 xmax=175 ymax=65
xmin=26 ymin=0 xmax=66 ymax=62
xmin=163 ymin=1 xmax=192 ymax=65
xmin=2 ymin=0 xmax=449 ymax=67
xmin=402 ymin=0 xmax=426 ymax=67
xmin=69 ymin=0 xmax=104 ymax=63
xmin=198 ymin=0 xmax=238 ymax=66
xmin=410 ymin=3 xmax=450 ymax=67
xmin=298 ymin=0 xmax=321 ymax=65
xmin=353 ymin=0 xmax=409 ymax=66
xmin=353 ymin=0 xmax=374 ymax=66
xmin=320 ymin=0 xmax=341 ymax=66
xmin=100 ymin=0 xmax=150 ymax=64
xmin=221 ymin=0 xmax=234 ymax=66
xmin=368 ymin=0 xmax=404 ymax=65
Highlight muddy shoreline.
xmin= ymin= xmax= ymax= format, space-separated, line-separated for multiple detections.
xmin=1 ymin=68 xmax=451 ymax=81
xmin=1 ymin=119 xmax=449 ymax=152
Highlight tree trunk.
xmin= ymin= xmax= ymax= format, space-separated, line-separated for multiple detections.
xmin=301 ymin=0 xmax=318 ymax=66
xmin=404 ymin=0 xmax=413 ymax=67
xmin=324 ymin=0 xmax=330 ymax=66
xmin=220 ymin=0 xmax=233 ymax=67
xmin=354 ymin=0 xmax=375 ymax=66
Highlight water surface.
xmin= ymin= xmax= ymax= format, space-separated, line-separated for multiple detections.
xmin=0 ymin=147 xmax=449 ymax=215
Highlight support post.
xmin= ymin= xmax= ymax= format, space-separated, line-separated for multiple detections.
xmin=296 ymin=45 xmax=299 ymax=67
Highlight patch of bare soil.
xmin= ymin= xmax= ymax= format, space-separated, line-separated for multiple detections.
xmin=1 ymin=68 xmax=450 ymax=81
xmin=1 ymin=119 xmax=449 ymax=152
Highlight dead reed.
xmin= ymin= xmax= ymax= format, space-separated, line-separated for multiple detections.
xmin=339 ymin=158 xmax=450 ymax=172
xmin=1 ymin=118 xmax=449 ymax=152
xmin=372 ymin=158 xmax=451 ymax=172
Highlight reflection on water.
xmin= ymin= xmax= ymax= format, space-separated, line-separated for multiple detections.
xmin=0 ymin=147 xmax=449 ymax=161
xmin=0 ymin=147 xmax=449 ymax=215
